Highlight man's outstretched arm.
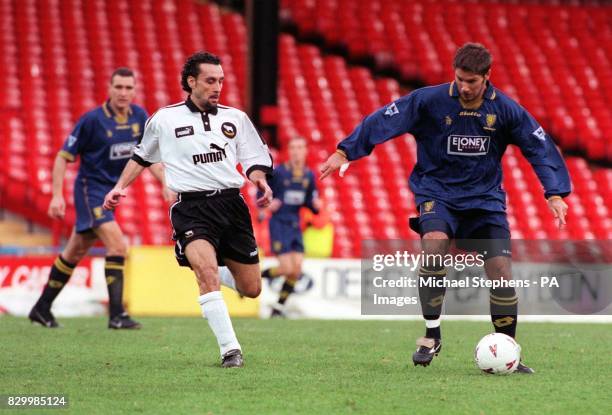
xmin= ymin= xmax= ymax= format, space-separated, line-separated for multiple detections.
xmin=510 ymin=109 xmax=571 ymax=229
xmin=321 ymin=91 xmax=422 ymax=179
xmin=103 ymin=159 xmax=146 ymax=210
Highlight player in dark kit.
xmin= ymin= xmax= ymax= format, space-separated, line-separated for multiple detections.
xmin=321 ymin=43 xmax=571 ymax=374
xmin=260 ymin=137 xmax=320 ymax=317
xmin=29 ymin=68 xmax=163 ymax=329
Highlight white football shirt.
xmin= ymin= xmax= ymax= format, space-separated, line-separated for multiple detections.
xmin=133 ymin=97 xmax=273 ymax=192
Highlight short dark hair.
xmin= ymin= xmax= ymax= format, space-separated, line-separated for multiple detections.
xmin=181 ymin=51 xmax=222 ymax=93
xmin=110 ymin=67 xmax=135 ymax=84
xmin=453 ymin=43 xmax=492 ymax=76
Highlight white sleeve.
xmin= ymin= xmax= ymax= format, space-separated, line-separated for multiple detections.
xmin=237 ymin=112 xmax=273 ymax=177
xmin=132 ymin=114 xmax=162 ymax=165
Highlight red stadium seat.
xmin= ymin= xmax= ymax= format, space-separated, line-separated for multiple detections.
xmin=281 ymin=0 xmax=612 ymax=163
xmin=1 ymin=0 xmax=610 ymax=259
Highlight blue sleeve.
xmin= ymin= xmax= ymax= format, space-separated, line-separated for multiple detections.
xmin=304 ymin=171 xmax=319 ymax=214
xmin=59 ymin=113 xmax=95 ymax=162
xmin=271 ymin=168 xmax=283 ymax=200
xmin=259 ymin=166 xmax=282 ymax=199
xmin=509 ymin=106 xmax=572 ymax=199
xmin=135 ymin=106 xmax=148 ymax=143
xmin=337 ymin=91 xmax=423 ymax=160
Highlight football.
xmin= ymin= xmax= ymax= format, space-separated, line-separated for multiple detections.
xmin=474 ymin=333 xmax=521 ymax=374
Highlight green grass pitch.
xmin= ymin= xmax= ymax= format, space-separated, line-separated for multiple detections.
xmin=1 ymin=317 xmax=611 ymax=414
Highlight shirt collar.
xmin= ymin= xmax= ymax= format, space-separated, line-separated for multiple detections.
xmin=449 ymin=80 xmax=497 ymax=100
xmin=185 ymin=96 xmax=218 ymax=115
xmin=287 ymin=162 xmax=304 ymax=178
xmin=103 ymin=100 xmax=133 ymax=116
xmin=103 ymin=100 xmax=132 ymax=123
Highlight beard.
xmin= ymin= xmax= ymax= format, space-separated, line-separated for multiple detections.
xmin=204 ymin=100 xmax=218 ymax=111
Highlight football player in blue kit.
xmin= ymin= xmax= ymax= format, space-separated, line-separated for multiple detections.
xmin=321 ymin=43 xmax=571 ymax=373
xmin=261 ymin=137 xmax=321 ymax=317
xmin=29 ymin=68 xmax=168 ymax=329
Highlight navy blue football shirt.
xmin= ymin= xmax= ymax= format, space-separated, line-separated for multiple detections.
xmin=269 ymin=163 xmax=319 ymax=223
xmin=60 ymin=101 xmax=148 ymax=187
xmin=337 ymin=81 xmax=571 ymax=212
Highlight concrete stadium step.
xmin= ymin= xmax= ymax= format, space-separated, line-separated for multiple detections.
xmin=0 ymin=212 xmax=52 ymax=247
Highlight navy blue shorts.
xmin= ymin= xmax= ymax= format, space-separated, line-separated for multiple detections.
xmin=409 ymin=200 xmax=511 ymax=259
xmin=269 ymin=218 xmax=304 ymax=255
xmin=73 ymin=177 xmax=115 ymax=233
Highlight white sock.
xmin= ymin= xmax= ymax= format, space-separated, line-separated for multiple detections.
xmin=198 ymin=291 xmax=241 ymax=356
xmin=425 ymin=318 xmax=441 ymax=328
xmin=218 ymin=266 xmax=237 ymax=291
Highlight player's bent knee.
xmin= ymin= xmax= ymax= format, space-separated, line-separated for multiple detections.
xmin=62 ymin=244 xmax=90 ymax=264
xmin=64 ymin=246 xmax=86 ymax=262
xmin=240 ymin=280 xmax=261 ymax=298
xmin=485 ymin=256 xmax=512 ymax=280
xmin=422 ymin=231 xmax=449 ymax=240
xmin=286 ymin=270 xmax=300 ymax=282
xmin=421 ymin=232 xmax=450 ymax=256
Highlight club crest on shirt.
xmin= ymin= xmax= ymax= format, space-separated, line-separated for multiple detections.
xmin=484 ymin=114 xmax=497 ymax=131
xmin=221 ymin=122 xmax=237 ymax=139
xmin=422 ymin=201 xmax=435 ymax=214
xmin=131 ymin=123 xmax=141 ymax=137
xmin=486 ymin=114 xmax=496 ymax=127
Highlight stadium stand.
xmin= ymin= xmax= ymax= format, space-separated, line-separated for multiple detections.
xmin=277 ymin=34 xmax=612 ymax=257
xmin=280 ymin=0 xmax=612 ymax=162
xmin=0 ymin=0 xmax=246 ymax=246
xmin=0 ymin=0 xmax=610 ymax=258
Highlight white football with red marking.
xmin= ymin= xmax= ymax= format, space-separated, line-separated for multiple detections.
xmin=474 ymin=333 xmax=521 ymax=375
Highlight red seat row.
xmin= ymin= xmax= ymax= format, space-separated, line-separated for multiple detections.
xmin=0 ymin=0 xmax=610 ymax=259
xmin=281 ymin=0 xmax=612 ymax=162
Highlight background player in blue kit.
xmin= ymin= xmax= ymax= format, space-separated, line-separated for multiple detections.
xmin=29 ymin=68 xmax=167 ymax=329
xmin=321 ymin=43 xmax=571 ymax=373
xmin=261 ymin=136 xmax=321 ymax=317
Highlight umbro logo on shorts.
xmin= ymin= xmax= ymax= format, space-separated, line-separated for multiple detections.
xmin=249 ymin=249 xmax=258 ymax=257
